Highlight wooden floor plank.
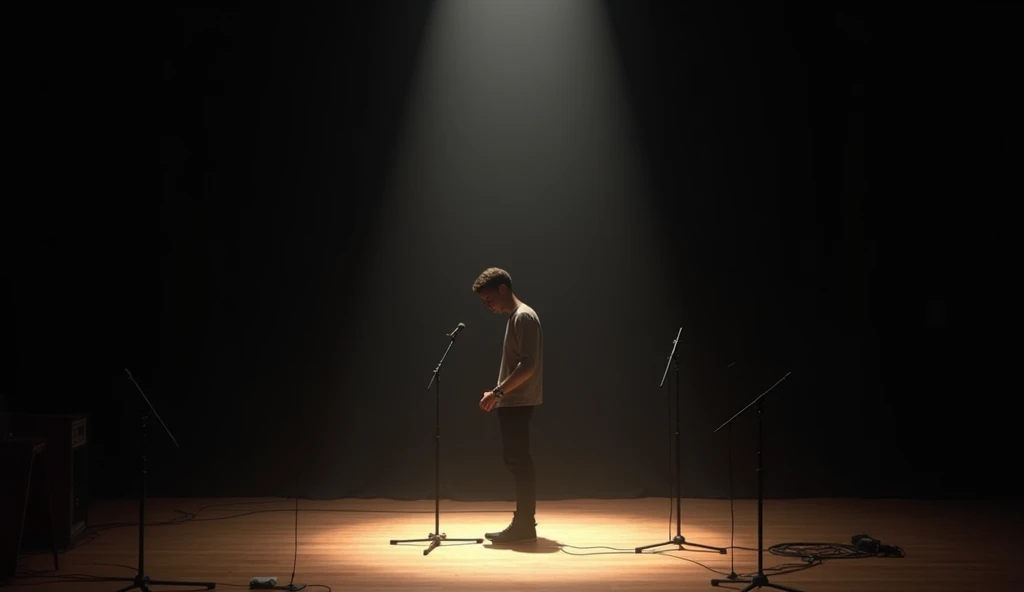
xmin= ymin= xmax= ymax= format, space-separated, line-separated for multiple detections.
xmin=7 ymin=497 xmax=1020 ymax=591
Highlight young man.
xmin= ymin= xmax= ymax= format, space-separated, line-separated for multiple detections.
xmin=472 ymin=267 xmax=543 ymax=544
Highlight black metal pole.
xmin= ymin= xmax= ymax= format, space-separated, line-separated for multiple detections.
xmin=435 ymin=372 xmax=440 ymax=539
xmin=634 ymin=328 xmax=725 ymax=555
xmin=139 ymin=410 xmax=146 ymax=578
xmin=389 ymin=327 xmax=483 ymax=555
xmin=674 ymin=355 xmax=682 ymax=536
xmin=711 ymin=372 xmax=804 ymax=591
xmin=756 ymin=399 xmax=764 ymax=576
xmin=107 ymin=369 xmax=216 ymax=592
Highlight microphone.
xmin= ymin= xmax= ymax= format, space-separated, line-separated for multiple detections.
xmin=447 ymin=322 xmax=466 ymax=339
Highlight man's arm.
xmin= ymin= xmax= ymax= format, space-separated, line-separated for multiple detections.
xmin=497 ymin=360 xmax=535 ymax=394
xmin=496 ymin=313 xmax=540 ymax=394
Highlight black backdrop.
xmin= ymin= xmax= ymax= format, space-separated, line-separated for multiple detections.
xmin=8 ymin=1 xmax=1016 ymax=502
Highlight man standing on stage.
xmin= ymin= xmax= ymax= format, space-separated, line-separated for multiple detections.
xmin=472 ymin=267 xmax=543 ymax=544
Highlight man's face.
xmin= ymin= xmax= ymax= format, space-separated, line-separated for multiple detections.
xmin=478 ymin=286 xmax=506 ymax=314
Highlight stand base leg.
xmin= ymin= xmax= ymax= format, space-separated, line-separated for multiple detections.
xmin=389 ymin=533 xmax=484 ymax=556
xmin=109 ymin=574 xmax=216 ymax=592
xmin=635 ymin=534 xmax=727 ymax=554
xmin=711 ymin=572 xmax=804 ymax=591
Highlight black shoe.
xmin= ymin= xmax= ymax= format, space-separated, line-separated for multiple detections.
xmin=486 ymin=513 xmax=537 ymax=544
xmin=491 ymin=522 xmax=537 ymax=544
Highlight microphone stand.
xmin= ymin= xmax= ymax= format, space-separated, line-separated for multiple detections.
xmin=711 ymin=372 xmax=803 ymax=592
xmin=636 ymin=328 xmax=726 ymax=555
xmin=390 ymin=325 xmax=483 ymax=556
xmin=108 ymin=369 xmax=216 ymax=592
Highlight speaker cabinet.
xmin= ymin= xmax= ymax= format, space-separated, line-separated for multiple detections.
xmin=10 ymin=414 xmax=89 ymax=550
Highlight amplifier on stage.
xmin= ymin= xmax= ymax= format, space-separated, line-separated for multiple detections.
xmin=9 ymin=414 xmax=89 ymax=550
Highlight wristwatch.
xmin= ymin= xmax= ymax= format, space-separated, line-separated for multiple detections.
xmin=493 ymin=386 xmax=504 ymax=399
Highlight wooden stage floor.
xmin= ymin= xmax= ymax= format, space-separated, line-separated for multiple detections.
xmin=7 ymin=497 xmax=1019 ymax=591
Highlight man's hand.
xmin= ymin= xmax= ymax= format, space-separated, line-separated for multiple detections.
xmin=479 ymin=391 xmax=499 ymax=412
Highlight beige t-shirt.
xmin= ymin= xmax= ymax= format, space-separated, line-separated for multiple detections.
xmin=496 ymin=303 xmax=543 ymax=407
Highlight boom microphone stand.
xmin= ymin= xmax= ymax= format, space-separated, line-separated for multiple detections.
xmin=389 ymin=323 xmax=483 ymax=556
xmin=109 ymin=369 xmax=216 ymax=592
xmin=711 ymin=371 xmax=803 ymax=591
xmin=636 ymin=328 xmax=726 ymax=555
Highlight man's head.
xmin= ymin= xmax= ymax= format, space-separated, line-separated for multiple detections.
xmin=472 ymin=267 xmax=516 ymax=314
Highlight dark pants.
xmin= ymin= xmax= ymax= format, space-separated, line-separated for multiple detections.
xmin=497 ymin=405 xmax=535 ymax=520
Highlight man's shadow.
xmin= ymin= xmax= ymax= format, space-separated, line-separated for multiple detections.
xmin=484 ymin=537 xmax=561 ymax=554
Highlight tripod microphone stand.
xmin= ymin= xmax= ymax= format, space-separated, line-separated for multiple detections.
xmin=109 ymin=369 xmax=216 ymax=592
xmin=711 ymin=371 xmax=803 ymax=592
xmin=389 ymin=323 xmax=483 ymax=556
xmin=636 ymin=327 xmax=726 ymax=555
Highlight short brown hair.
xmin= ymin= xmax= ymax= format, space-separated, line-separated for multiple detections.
xmin=472 ymin=267 xmax=512 ymax=293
